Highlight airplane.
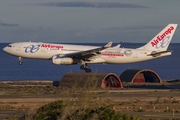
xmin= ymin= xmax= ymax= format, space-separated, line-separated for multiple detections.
xmin=3 ymin=24 xmax=178 ymax=73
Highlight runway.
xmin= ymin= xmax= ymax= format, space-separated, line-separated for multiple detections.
xmin=122 ymin=112 xmax=180 ymax=119
xmin=0 ymin=111 xmax=179 ymax=119
xmin=0 ymin=89 xmax=179 ymax=99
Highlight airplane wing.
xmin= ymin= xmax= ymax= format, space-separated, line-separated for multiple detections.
xmin=65 ymin=42 xmax=112 ymax=59
xmin=149 ymin=50 xmax=172 ymax=57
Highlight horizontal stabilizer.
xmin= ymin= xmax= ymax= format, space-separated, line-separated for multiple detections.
xmin=149 ymin=50 xmax=172 ymax=57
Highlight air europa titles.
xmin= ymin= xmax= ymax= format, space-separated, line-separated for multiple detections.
xmin=151 ymin=26 xmax=174 ymax=47
xmin=41 ymin=44 xmax=63 ymax=49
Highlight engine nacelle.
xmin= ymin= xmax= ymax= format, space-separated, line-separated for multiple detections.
xmin=52 ymin=56 xmax=78 ymax=65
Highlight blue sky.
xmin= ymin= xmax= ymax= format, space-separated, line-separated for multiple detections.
xmin=0 ymin=0 xmax=180 ymax=43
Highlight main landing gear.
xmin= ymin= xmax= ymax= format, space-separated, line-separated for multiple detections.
xmin=80 ymin=63 xmax=91 ymax=73
xmin=19 ymin=57 xmax=23 ymax=65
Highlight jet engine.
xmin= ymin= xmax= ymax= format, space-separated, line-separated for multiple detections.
xmin=52 ymin=56 xmax=78 ymax=65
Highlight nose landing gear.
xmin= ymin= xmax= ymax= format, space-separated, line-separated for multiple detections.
xmin=19 ymin=57 xmax=23 ymax=65
xmin=80 ymin=63 xmax=91 ymax=73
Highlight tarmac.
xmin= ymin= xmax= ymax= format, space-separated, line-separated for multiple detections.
xmin=0 ymin=110 xmax=179 ymax=119
xmin=0 ymin=110 xmax=24 ymax=119
xmin=122 ymin=112 xmax=180 ymax=119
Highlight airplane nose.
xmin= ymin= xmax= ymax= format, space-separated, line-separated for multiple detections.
xmin=2 ymin=47 xmax=7 ymax=53
xmin=2 ymin=47 xmax=5 ymax=52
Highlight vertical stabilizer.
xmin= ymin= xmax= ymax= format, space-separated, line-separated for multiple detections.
xmin=138 ymin=24 xmax=178 ymax=51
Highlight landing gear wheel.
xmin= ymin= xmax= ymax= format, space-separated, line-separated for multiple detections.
xmin=80 ymin=65 xmax=85 ymax=70
xmin=19 ymin=61 xmax=23 ymax=65
xmin=80 ymin=63 xmax=91 ymax=73
xmin=85 ymin=68 xmax=91 ymax=73
xmin=19 ymin=57 xmax=22 ymax=65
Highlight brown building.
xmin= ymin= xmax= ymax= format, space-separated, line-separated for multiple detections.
xmin=59 ymin=73 xmax=122 ymax=88
xmin=120 ymin=69 xmax=162 ymax=83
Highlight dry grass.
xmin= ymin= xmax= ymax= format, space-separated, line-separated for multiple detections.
xmin=1 ymin=79 xmax=180 ymax=119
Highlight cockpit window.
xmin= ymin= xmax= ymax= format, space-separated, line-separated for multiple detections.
xmin=8 ymin=45 xmax=12 ymax=47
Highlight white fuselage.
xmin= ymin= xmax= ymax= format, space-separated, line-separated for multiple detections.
xmin=2 ymin=42 xmax=171 ymax=64
xmin=2 ymin=24 xmax=177 ymax=73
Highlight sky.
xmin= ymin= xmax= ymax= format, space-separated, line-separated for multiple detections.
xmin=0 ymin=0 xmax=180 ymax=43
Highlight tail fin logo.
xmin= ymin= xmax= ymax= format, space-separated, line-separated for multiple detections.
xmin=151 ymin=26 xmax=174 ymax=47
xmin=155 ymin=36 xmax=170 ymax=49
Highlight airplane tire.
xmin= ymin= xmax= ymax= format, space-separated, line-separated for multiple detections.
xmin=80 ymin=65 xmax=85 ymax=70
xmin=19 ymin=61 xmax=23 ymax=65
xmin=85 ymin=68 xmax=91 ymax=73
xmin=88 ymin=69 xmax=91 ymax=73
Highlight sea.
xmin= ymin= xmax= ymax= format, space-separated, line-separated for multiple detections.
xmin=0 ymin=43 xmax=180 ymax=81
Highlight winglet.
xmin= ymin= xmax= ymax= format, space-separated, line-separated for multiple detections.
xmin=113 ymin=44 xmax=121 ymax=48
xmin=104 ymin=42 xmax=113 ymax=48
